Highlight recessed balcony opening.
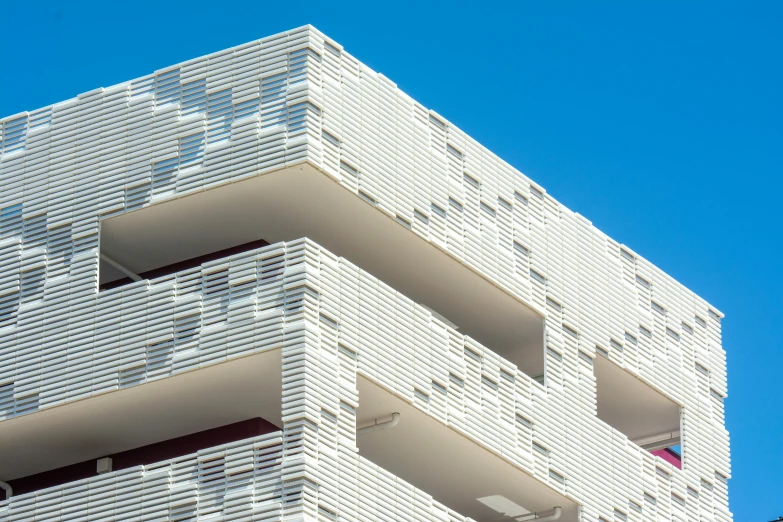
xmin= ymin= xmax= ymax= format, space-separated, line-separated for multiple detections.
xmin=0 ymin=349 xmax=282 ymax=496
xmin=594 ymin=355 xmax=682 ymax=468
xmin=100 ymin=238 xmax=270 ymax=291
xmin=356 ymin=376 xmax=579 ymax=522
xmin=99 ymin=163 xmax=546 ymax=379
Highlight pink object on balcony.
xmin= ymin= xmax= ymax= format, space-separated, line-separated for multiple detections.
xmin=651 ymin=448 xmax=682 ymax=469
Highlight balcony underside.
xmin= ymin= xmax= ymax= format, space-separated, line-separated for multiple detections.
xmin=0 ymin=349 xmax=282 ymax=481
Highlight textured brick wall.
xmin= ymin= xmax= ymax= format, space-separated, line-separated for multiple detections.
xmin=0 ymin=25 xmax=730 ymax=521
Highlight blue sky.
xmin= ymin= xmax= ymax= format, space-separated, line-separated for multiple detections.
xmin=1 ymin=1 xmax=780 ymax=519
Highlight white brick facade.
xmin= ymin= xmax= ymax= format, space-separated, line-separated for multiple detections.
xmin=0 ymin=26 xmax=729 ymax=522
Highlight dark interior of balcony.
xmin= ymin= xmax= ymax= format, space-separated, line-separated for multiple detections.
xmin=100 ymin=238 xmax=270 ymax=290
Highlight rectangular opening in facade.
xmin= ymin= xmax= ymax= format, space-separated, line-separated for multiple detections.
xmin=100 ymin=232 xmax=269 ymax=290
xmin=0 ymin=350 xmax=282 ymax=494
xmin=594 ymin=355 xmax=682 ymax=466
xmin=98 ymin=164 xmax=546 ymax=379
xmin=355 ymin=376 xmax=579 ymax=522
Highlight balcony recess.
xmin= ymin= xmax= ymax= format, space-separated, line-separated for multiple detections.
xmin=0 ymin=349 xmax=282 ymax=487
xmin=356 ymin=376 xmax=579 ymax=522
xmin=594 ymin=355 xmax=682 ymax=463
xmin=100 ymin=164 xmax=545 ymax=378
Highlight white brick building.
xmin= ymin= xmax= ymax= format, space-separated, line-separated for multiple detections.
xmin=0 ymin=26 xmax=730 ymax=522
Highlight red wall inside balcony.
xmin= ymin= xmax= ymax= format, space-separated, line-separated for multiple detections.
xmin=651 ymin=448 xmax=682 ymax=469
